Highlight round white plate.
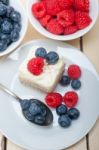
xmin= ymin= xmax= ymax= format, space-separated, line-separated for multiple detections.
xmin=0 ymin=39 xmax=99 ymax=150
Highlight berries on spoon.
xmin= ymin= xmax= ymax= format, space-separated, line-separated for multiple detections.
xmin=45 ymin=93 xmax=63 ymax=108
xmin=63 ymin=91 xmax=78 ymax=108
xmin=60 ymin=75 xmax=71 ymax=86
xmin=68 ymin=64 xmax=81 ymax=79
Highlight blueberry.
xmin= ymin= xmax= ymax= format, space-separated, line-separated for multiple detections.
xmin=0 ymin=33 xmax=9 ymax=40
xmin=0 ymin=2 xmax=7 ymax=16
xmin=20 ymin=99 xmax=31 ymax=111
xmin=1 ymin=19 xmax=13 ymax=34
xmin=0 ymin=40 xmax=7 ymax=52
xmin=46 ymin=51 xmax=59 ymax=64
xmin=13 ymin=23 xmax=22 ymax=32
xmin=6 ymin=6 xmax=14 ymax=17
xmin=34 ymin=115 xmax=45 ymax=125
xmin=71 ymin=80 xmax=81 ymax=90
xmin=0 ymin=17 xmax=3 ymax=24
xmin=0 ymin=0 xmax=9 ymax=5
xmin=10 ymin=10 xmax=21 ymax=22
xmin=68 ymin=108 xmax=80 ymax=120
xmin=58 ymin=115 xmax=71 ymax=128
xmin=56 ymin=104 xmax=67 ymax=116
xmin=10 ymin=29 xmax=20 ymax=42
xmin=23 ymin=110 xmax=34 ymax=121
xmin=35 ymin=47 xmax=47 ymax=58
xmin=60 ymin=75 xmax=71 ymax=86
xmin=29 ymin=102 xmax=42 ymax=116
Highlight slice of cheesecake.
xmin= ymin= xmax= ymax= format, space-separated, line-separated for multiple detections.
xmin=18 ymin=47 xmax=65 ymax=93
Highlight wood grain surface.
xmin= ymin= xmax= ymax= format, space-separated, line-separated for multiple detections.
xmin=0 ymin=0 xmax=99 ymax=150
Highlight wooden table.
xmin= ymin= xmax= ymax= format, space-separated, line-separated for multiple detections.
xmin=0 ymin=0 xmax=99 ymax=150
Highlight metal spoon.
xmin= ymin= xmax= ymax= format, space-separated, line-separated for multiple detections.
xmin=0 ymin=83 xmax=53 ymax=126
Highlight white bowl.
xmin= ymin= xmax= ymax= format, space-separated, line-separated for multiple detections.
xmin=0 ymin=0 xmax=28 ymax=57
xmin=27 ymin=0 xmax=99 ymax=41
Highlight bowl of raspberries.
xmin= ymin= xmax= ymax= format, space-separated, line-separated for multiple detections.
xmin=27 ymin=0 xmax=99 ymax=41
xmin=0 ymin=0 xmax=28 ymax=56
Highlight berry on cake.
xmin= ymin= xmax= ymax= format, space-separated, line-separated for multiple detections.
xmin=18 ymin=47 xmax=65 ymax=93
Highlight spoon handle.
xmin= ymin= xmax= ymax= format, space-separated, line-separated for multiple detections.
xmin=0 ymin=83 xmax=21 ymax=101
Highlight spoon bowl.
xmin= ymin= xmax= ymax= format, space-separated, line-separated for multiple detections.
xmin=0 ymin=84 xmax=53 ymax=126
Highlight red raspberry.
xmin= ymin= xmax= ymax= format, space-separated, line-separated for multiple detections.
xmin=27 ymin=57 xmax=44 ymax=75
xmin=57 ymin=10 xmax=75 ymax=27
xmin=68 ymin=64 xmax=81 ymax=79
xmin=58 ymin=0 xmax=73 ymax=9
xmin=75 ymin=11 xmax=92 ymax=30
xmin=63 ymin=91 xmax=78 ymax=108
xmin=32 ymin=2 xmax=46 ymax=19
xmin=47 ymin=19 xmax=64 ymax=35
xmin=64 ymin=25 xmax=78 ymax=35
xmin=45 ymin=93 xmax=63 ymax=108
xmin=40 ymin=15 xmax=51 ymax=27
xmin=74 ymin=0 xmax=89 ymax=12
xmin=45 ymin=0 xmax=61 ymax=16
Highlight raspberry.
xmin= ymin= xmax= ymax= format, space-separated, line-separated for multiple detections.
xmin=45 ymin=0 xmax=61 ymax=16
xmin=75 ymin=11 xmax=92 ymax=29
xmin=58 ymin=0 xmax=73 ymax=9
xmin=74 ymin=0 xmax=89 ymax=12
xmin=45 ymin=93 xmax=63 ymax=108
xmin=47 ymin=19 xmax=64 ymax=35
xmin=40 ymin=15 xmax=51 ymax=27
xmin=64 ymin=25 xmax=78 ymax=35
xmin=32 ymin=2 xmax=46 ymax=19
xmin=68 ymin=64 xmax=81 ymax=79
xmin=27 ymin=57 xmax=44 ymax=75
xmin=57 ymin=10 xmax=75 ymax=27
xmin=63 ymin=91 xmax=78 ymax=108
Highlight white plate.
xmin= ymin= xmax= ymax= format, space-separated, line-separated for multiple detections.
xmin=0 ymin=39 xmax=99 ymax=150
xmin=27 ymin=0 xmax=99 ymax=41
xmin=0 ymin=0 xmax=28 ymax=57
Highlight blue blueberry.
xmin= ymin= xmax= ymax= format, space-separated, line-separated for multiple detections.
xmin=10 ymin=10 xmax=21 ymax=22
xmin=10 ymin=29 xmax=20 ymax=42
xmin=0 ymin=2 xmax=7 ymax=16
xmin=68 ymin=108 xmax=80 ymax=120
xmin=0 ymin=33 xmax=9 ymax=40
xmin=0 ymin=40 xmax=7 ymax=52
xmin=71 ymin=80 xmax=81 ymax=90
xmin=34 ymin=115 xmax=45 ymax=125
xmin=29 ymin=102 xmax=42 ymax=116
xmin=58 ymin=115 xmax=71 ymax=128
xmin=0 ymin=0 xmax=9 ymax=5
xmin=35 ymin=47 xmax=47 ymax=58
xmin=20 ymin=99 xmax=31 ymax=111
xmin=1 ymin=19 xmax=13 ymax=34
xmin=13 ymin=23 xmax=22 ymax=32
xmin=0 ymin=17 xmax=3 ymax=24
xmin=60 ymin=75 xmax=71 ymax=86
xmin=46 ymin=51 xmax=59 ymax=64
xmin=23 ymin=110 xmax=34 ymax=121
xmin=56 ymin=104 xmax=67 ymax=116
xmin=6 ymin=6 xmax=14 ymax=17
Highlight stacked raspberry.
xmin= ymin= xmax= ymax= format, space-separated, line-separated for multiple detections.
xmin=31 ymin=0 xmax=92 ymax=35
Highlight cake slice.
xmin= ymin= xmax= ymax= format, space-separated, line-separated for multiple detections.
xmin=18 ymin=47 xmax=65 ymax=93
